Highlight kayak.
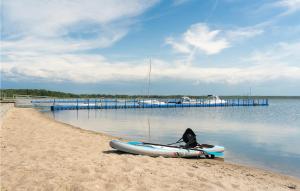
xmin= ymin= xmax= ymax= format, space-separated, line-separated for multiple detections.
xmin=109 ymin=140 xmax=224 ymax=158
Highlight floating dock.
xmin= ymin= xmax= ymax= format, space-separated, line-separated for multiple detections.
xmin=30 ymin=98 xmax=269 ymax=111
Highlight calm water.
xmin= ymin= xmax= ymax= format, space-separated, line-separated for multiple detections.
xmin=45 ymin=99 xmax=300 ymax=178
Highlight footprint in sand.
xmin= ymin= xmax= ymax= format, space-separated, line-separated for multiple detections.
xmin=105 ymin=183 xmax=116 ymax=190
xmin=80 ymin=166 xmax=90 ymax=174
xmin=186 ymin=171 xmax=194 ymax=178
xmin=121 ymin=163 xmax=135 ymax=172
xmin=67 ymin=183 xmax=85 ymax=191
xmin=231 ymin=183 xmax=240 ymax=189
xmin=198 ymin=177 xmax=208 ymax=182
xmin=29 ymin=154 xmax=38 ymax=160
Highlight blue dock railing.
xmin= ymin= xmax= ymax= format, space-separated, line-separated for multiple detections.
xmin=31 ymin=98 xmax=269 ymax=111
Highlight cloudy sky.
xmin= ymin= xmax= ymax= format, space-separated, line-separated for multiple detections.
xmin=1 ymin=0 xmax=300 ymax=95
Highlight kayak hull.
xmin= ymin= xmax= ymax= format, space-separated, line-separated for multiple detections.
xmin=109 ymin=140 xmax=224 ymax=158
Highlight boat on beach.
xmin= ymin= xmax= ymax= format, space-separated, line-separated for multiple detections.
xmin=110 ymin=128 xmax=224 ymax=158
xmin=110 ymin=140 xmax=224 ymax=158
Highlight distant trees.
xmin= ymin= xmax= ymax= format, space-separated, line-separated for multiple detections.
xmin=0 ymin=89 xmax=78 ymax=99
xmin=0 ymin=89 xmax=202 ymax=99
xmin=0 ymin=89 xmax=298 ymax=100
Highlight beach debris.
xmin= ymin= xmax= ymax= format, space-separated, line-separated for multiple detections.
xmin=191 ymin=164 xmax=198 ymax=168
xmin=285 ymin=184 xmax=296 ymax=189
xmin=245 ymin=173 xmax=255 ymax=177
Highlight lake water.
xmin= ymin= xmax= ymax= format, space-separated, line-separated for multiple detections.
xmin=45 ymin=99 xmax=300 ymax=178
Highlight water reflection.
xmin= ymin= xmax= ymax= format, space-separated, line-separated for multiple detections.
xmin=46 ymin=99 xmax=300 ymax=178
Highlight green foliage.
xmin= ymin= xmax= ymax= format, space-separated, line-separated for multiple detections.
xmin=1 ymin=89 xmax=299 ymax=99
xmin=1 ymin=89 xmax=78 ymax=98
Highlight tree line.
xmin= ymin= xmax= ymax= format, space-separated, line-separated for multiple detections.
xmin=1 ymin=89 xmax=299 ymax=99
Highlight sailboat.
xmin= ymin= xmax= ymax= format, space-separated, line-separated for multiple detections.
xmin=138 ymin=58 xmax=165 ymax=106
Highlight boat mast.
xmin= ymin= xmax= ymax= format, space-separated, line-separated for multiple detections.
xmin=147 ymin=58 xmax=152 ymax=98
xmin=147 ymin=58 xmax=152 ymax=142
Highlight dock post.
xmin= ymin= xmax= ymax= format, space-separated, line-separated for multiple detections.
xmin=77 ymin=98 xmax=79 ymax=109
xmin=142 ymin=98 xmax=144 ymax=108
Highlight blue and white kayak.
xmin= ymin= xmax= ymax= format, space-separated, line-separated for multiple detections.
xmin=109 ymin=140 xmax=224 ymax=158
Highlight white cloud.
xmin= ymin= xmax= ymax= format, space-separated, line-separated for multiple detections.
xmin=247 ymin=42 xmax=300 ymax=66
xmin=1 ymin=0 xmax=158 ymax=50
xmin=1 ymin=54 xmax=148 ymax=83
xmin=256 ymin=0 xmax=300 ymax=19
xmin=226 ymin=27 xmax=264 ymax=42
xmin=165 ymin=23 xmax=263 ymax=57
xmin=166 ymin=23 xmax=229 ymax=55
xmin=273 ymin=0 xmax=300 ymax=15
xmin=2 ymin=0 xmax=158 ymax=37
xmin=2 ymin=42 xmax=300 ymax=84
xmin=165 ymin=37 xmax=191 ymax=54
xmin=0 ymin=0 xmax=161 ymax=84
xmin=1 ymin=1 xmax=299 ymax=87
xmin=1 ymin=0 xmax=160 ymax=84
xmin=1 ymin=32 xmax=127 ymax=55
xmin=183 ymin=23 xmax=229 ymax=55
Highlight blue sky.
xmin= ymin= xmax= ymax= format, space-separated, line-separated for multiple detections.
xmin=1 ymin=0 xmax=300 ymax=95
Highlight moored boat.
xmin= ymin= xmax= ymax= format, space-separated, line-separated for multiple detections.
xmin=179 ymin=96 xmax=202 ymax=104
xmin=138 ymin=99 xmax=166 ymax=105
xmin=203 ymin=95 xmax=227 ymax=104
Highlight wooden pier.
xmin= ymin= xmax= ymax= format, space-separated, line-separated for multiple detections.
xmin=30 ymin=98 xmax=269 ymax=111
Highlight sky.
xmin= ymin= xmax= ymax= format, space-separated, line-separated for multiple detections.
xmin=1 ymin=0 xmax=300 ymax=95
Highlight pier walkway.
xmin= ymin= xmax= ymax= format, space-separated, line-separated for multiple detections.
xmin=30 ymin=98 xmax=269 ymax=111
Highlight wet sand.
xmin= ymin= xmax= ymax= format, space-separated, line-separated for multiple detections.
xmin=1 ymin=106 xmax=299 ymax=190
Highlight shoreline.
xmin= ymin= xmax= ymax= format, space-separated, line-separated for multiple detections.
xmin=1 ymin=106 xmax=299 ymax=190
xmin=42 ymin=109 xmax=298 ymax=179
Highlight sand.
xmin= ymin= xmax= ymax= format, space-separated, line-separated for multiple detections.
xmin=1 ymin=106 xmax=299 ymax=191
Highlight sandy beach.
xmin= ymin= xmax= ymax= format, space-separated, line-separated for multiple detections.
xmin=1 ymin=106 xmax=299 ymax=191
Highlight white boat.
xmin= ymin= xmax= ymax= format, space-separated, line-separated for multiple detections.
xmin=180 ymin=96 xmax=202 ymax=104
xmin=110 ymin=128 xmax=224 ymax=158
xmin=203 ymin=95 xmax=227 ymax=104
xmin=138 ymin=99 xmax=166 ymax=105
xmin=110 ymin=140 xmax=224 ymax=158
